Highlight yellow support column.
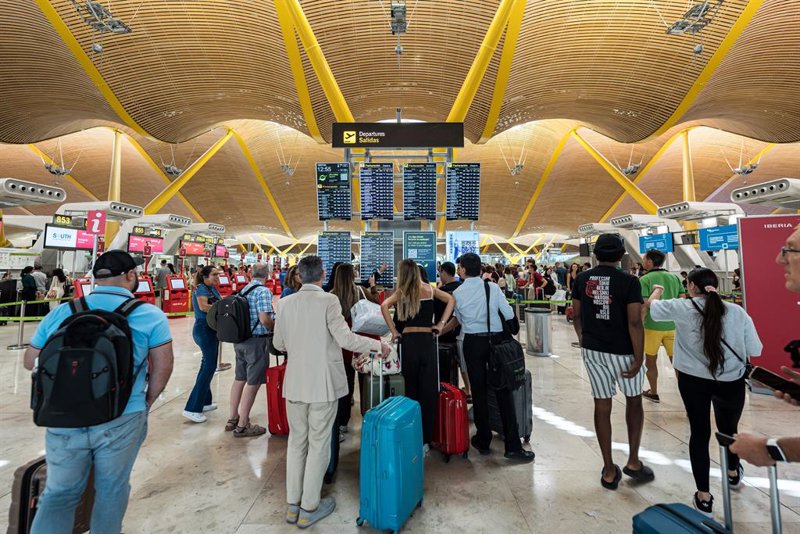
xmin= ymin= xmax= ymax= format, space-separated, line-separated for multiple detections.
xmin=0 ymin=210 xmax=11 ymax=247
xmin=682 ymin=130 xmax=696 ymax=202
xmin=105 ymin=130 xmax=123 ymax=243
xmin=571 ymin=131 xmax=658 ymax=214
xmin=145 ymin=130 xmax=234 ymax=215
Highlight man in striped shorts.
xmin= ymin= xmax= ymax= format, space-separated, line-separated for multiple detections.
xmin=572 ymin=234 xmax=655 ymax=490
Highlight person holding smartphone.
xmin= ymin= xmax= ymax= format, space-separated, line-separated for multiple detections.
xmin=644 ymin=268 xmax=762 ymax=518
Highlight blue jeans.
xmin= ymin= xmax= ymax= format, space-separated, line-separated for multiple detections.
xmin=185 ymin=321 xmax=218 ymax=413
xmin=32 ymin=411 xmax=148 ymax=534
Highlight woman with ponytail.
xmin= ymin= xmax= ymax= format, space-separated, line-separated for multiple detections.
xmin=644 ymin=268 xmax=762 ymax=518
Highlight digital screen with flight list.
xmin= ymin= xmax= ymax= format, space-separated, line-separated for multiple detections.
xmin=317 ymin=232 xmax=351 ymax=278
xmin=403 ymin=163 xmax=437 ymax=220
xmin=445 ymin=163 xmax=480 ymax=220
xmin=316 ymin=163 xmax=351 ymax=221
xmin=360 ymin=232 xmax=394 ymax=288
xmin=360 ymin=163 xmax=394 ymax=220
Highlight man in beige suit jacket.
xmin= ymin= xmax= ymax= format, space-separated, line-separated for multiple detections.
xmin=273 ymin=255 xmax=390 ymax=529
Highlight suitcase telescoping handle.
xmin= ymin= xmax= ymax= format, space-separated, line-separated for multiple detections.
xmin=716 ymin=432 xmax=783 ymax=534
xmin=368 ymin=341 xmax=388 ymax=409
xmin=434 ymin=333 xmax=441 ymax=392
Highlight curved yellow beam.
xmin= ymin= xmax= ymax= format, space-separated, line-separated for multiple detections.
xmin=145 ymin=129 xmax=234 ymax=214
xmin=682 ymin=130 xmax=696 ymax=202
xmin=26 ymin=144 xmax=99 ymax=201
xmin=571 ymin=130 xmax=658 ymax=214
xmin=229 ymin=130 xmax=294 ymax=238
xmin=447 ymin=0 xmax=516 ymax=123
xmin=649 ymin=0 xmax=766 ymax=138
xmin=511 ymin=129 xmax=574 ymax=237
xmin=33 ymin=0 xmax=150 ymax=137
xmin=478 ymin=0 xmax=527 ymax=143
xmin=274 ymin=0 xmax=324 ymax=143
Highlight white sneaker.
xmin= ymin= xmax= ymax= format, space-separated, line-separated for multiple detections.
xmin=183 ymin=410 xmax=207 ymax=423
xmin=202 ymin=403 xmax=218 ymax=412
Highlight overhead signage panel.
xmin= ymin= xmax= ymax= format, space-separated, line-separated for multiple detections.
xmin=639 ymin=233 xmax=674 ymax=254
xmin=698 ymin=224 xmax=739 ymax=251
xmin=360 ymin=232 xmax=395 ymax=287
xmin=181 ymin=240 xmax=206 ymax=256
xmin=445 ymin=163 xmax=480 ymax=221
xmin=403 ymin=163 xmax=437 ymax=220
xmin=360 ymin=163 xmax=394 ymax=220
xmin=128 ymin=234 xmax=164 ymax=254
xmin=446 ymin=231 xmax=480 ymax=262
xmin=316 ymin=163 xmax=352 ymax=221
xmin=317 ymin=231 xmax=352 ymax=278
xmin=42 ymin=224 xmax=95 ymax=251
xmin=332 ymin=122 xmax=464 ymax=149
xmin=404 ymin=231 xmax=437 ymax=282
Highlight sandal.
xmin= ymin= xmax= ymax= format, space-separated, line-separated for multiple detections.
xmin=225 ymin=417 xmax=239 ymax=432
xmin=642 ymin=390 xmax=661 ymax=403
xmin=623 ymin=462 xmax=655 ymax=482
xmin=233 ymin=423 xmax=267 ymax=438
xmin=601 ymin=465 xmax=622 ymax=490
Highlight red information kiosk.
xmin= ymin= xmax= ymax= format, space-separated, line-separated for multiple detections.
xmin=72 ymin=278 xmax=94 ymax=298
xmin=217 ymin=273 xmax=234 ymax=298
xmin=134 ymin=277 xmax=156 ymax=305
xmin=162 ymin=275 xmax=189 ymax=315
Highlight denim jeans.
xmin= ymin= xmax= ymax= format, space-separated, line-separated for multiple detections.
xmin=31 ymin=411 xmax=148 ymax=534
xmin=185 ymin=321 xmax=219 ymax=413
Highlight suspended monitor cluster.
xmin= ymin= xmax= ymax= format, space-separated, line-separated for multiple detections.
xmin=360 ymin=232 xmax=394 ymax=288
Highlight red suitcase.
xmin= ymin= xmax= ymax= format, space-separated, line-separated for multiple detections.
xmin=266 ymin=354 xmax=289 ymax=436
xmin=432 ymin=341 xmax=469 ymax=462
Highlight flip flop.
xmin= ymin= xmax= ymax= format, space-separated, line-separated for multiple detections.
xmin=601 ymin=465 xmax=622 ymax=490
xmin=623 ymin=462 xmax=655 ymax=482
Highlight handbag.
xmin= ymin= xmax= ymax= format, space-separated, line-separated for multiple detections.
xmin=689 ymin=298 xmax=753 ymax=378
xmin=484 ymin=281 xmax=527 ymax=391
xmin=350 ymin=286 xmax=390 ymax=336
xmin=352 ymin=345 xmax=401 ymax=376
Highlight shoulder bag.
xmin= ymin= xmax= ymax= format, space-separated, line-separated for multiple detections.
xmin=689 ymin=298 xmax=753 ymax=378
xmin=350 ymin=286 xmax=390 ymax=337
xmin=484 ymin=281 xmax=527 ymax=391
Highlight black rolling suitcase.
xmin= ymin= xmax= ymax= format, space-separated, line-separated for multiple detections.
xmin=486 ymin=369 xmax=533 ymax=443
xmin=7 ymin=457 xmax=94 ymax=534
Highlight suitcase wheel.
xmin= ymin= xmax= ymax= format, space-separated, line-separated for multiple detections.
xmin=356 ymin=517 xmax=364 ymax=527
xmin=443 ymin=454 xmax=451 ymax=463
xmin=461 ymin=451 xmax=469 ymax=459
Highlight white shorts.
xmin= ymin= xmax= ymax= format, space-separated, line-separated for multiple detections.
xmin=582 ymin=349 xmax=645 ymax=399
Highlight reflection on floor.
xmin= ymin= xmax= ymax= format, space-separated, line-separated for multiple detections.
xmin=1 ymin=315 xmax=799 ymax=533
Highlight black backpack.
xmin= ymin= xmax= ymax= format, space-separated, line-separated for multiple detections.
xmin=31 ymin=296 xmax=146 ymax=428
xmin=213 ymin=285 xmax=262 ymax=343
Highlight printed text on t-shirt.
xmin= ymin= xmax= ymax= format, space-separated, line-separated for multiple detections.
xmin=585 ymin=276 xmax=612 ymax=320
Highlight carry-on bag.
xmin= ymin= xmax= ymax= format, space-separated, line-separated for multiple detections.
xmin=359 ymin=341 xmax=405 ymax=415
xmin=487 ymin=368 xmax=533 ymax=443
xmin=357 ymin=355 xmax=424 ymax=534
xmin=8 ymin=456 xmax=94 ymax=534
xmin=632 ymin=433 xmax=784 ymax=533
xmin=431 ymin=337 xmax=470 ymax=462
xmin=265 ymin=353 xmax=288 ymax=436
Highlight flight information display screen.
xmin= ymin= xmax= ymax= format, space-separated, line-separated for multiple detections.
xmin=360 ymin=163 xmax=394 ymax=220
xmin=360 ymin=232 xmax=394 ymax=288
xmin=403 ymin=163 xmax=437 ymax=220
xmin=445 ymin=163 xmax=480 ymax=221
xmin=316 ymin=163 xmax=351 ymax=221
xmin=317 ymin=232 xmax=351 ymax=278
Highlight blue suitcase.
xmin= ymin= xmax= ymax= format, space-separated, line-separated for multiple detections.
xmin=357 ymin=395 xmax=424 ymax=534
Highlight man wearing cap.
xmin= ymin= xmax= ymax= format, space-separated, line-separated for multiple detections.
xmin=572 ymin=234 xmax=654 ymax=490
xmin=23 ymin=250 xmax=174 ymax=534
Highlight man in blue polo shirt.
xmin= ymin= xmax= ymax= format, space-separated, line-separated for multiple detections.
xmin=23 ymin=250 xmax=174 ymax=534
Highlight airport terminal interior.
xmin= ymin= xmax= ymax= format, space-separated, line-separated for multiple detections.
xmin=1 ymin=1 xmax=800 ymax=533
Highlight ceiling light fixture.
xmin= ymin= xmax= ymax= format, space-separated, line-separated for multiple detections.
xmin=666 ymin=1 xmax=723 ymax=36
xmin=71 ymin=1 xmax=132 ymax=34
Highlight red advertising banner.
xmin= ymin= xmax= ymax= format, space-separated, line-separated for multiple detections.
xmin=181 ymin=240 xmax=206 ymax=256
xmin=739 ymin=215 xmax=800 ymax=374
xmin=86 ymin=210 xmax=107 ymax=235
xmin=128 ymin=235 xmax=164 ymax=253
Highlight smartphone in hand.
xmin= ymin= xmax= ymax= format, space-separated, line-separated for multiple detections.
xmin=749 ymin=366 xmax=800 ymax=399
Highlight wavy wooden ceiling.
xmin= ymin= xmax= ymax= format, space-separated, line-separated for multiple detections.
xmin=0 ymin=1 xmax=798 ymax=241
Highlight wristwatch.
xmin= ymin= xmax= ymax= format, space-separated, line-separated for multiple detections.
xmin=766 ymin=438 xmax=789 ymax=462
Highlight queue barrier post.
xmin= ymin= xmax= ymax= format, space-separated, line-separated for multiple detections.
xmin=7 ymin=300 xmax=30 ymax=350
xmin=216 ymin=340 xmax=231 ymax=372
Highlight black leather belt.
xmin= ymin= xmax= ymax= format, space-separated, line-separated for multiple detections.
xmin=465 ymin=332 xmax=503 ymax=337
xmin=253 ymin=333 xmax=273 ymax=338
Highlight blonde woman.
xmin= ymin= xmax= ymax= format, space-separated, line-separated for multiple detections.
xmin=381 ymin=259 xmax=455 ymax=450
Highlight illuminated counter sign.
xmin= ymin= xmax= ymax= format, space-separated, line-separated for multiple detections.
xmin=332 ymin=122 xmax=464 ymax=149
xmin=638 ymin=233 xmax=674 ymax=254
xmin=698 ymin=224 xmax=739 ymax=251
xmin=404 ymin=231 xmax=437 ymax=282
xmin=317 ymin=231 xmax=351 ymax=277
xmin=360 ymin=232 xmax=395 ymax=287
xmin=403 ymin=163 xmax=437 ymax=220
xmin=42 ymin=224 xmax=95 ymax=250
xmin=445 ymin=163 xmax=480 ymax=221
xmin=316 ymin=163 xmax=352 ymax=221
xmin=360 ymin=163 xmax=394 ymax=220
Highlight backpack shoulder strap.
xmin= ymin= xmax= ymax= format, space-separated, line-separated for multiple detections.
xmin=241 ymin=284 xmax=259 ymax=298
xmin=69 ymin=296 xmax=89 ymax=314
xmin=114 ymin=297 xmax=147 ymax=317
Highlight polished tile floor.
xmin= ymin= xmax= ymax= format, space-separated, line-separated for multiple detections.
xmin=1 ymin=315 xmax=799 ymax=533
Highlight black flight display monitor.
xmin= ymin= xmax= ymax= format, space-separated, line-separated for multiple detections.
xmin=316 ymin=163 xmax=352 ymax=221
xmin=445 ymin=163 xmax=481 ymax=221
xmin=317 ymin=231 xmax=352 ymax=277
xmin=403 ymin=162 xmax=437 ymax=220
xmin=359 ymin=162 xmax=394 ymax=220
xmin=360 ymin=232 xmax=395 ymax=288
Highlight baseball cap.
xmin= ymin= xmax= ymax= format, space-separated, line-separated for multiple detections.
xmin=93 ymin=250 xmax=144 ymax=279
xmin=593 ymin=233 xmax=626 ymax=260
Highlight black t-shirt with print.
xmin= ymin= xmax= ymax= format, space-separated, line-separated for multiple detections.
xmin=573 ymin=265 xmax=643 ymax=355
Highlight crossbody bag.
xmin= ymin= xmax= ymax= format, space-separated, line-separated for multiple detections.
xmin=689 ymin=298 xmax=753 ymax=378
